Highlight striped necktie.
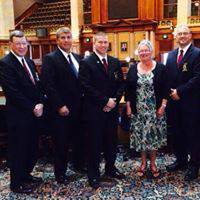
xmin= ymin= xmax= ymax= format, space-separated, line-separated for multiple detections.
xmin=22 ymin=58 xmax=35 ymax=84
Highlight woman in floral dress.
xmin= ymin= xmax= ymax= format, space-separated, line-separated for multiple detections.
xmin=126 ymin=40 xmax=168 ymax=178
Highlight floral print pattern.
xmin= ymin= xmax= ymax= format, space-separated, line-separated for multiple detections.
xmin=130 ymin=71 xmax=167 ymax=152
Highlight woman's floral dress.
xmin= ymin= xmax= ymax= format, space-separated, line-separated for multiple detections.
xmin=130 ymin=71 xmax=167 ymax=152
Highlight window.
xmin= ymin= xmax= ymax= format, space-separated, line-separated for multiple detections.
xmin=191 ymin=0 xmax=200 ymax=16
xmin=163 ymin=0 xmax=177 ymax=18
xmin=83 ymin=0 xmax=91 ymax=24
xmin=108 ymin=0 xmax=138 ymax=20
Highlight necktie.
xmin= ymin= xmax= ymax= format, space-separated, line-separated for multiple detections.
xmin=68 ymin=54 xmax=78 ymax=77
xmin=102 ymin=58 xmax=108 ymax=73
xmin=21 ymin=58 xmax=35 ymax=84
xmin=177 ymin=49 xmax=184 ymax=65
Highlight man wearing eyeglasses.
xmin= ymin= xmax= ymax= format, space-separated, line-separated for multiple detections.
xmin=0 ymin=30 xmax=44 ymax=193
xmin=165 ymin=24 xmax=200 ymax=181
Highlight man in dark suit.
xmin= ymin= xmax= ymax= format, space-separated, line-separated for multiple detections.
xmin=165 ymin=24 xmax=200 ymax=181
xmin=79 ymin=32 xmax=125 ymax=189
xmin=0 ymin=30 xmax=43 ymax=193
xmin=41 ymin=27 xmax=84 ymax=184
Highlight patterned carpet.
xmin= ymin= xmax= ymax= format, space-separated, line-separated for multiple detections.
xmin=0 ymin=153 xmax=200 ymax=200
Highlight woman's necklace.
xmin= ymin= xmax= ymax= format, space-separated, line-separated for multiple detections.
xmin=138 ymin=61 xmax=155 ymax=75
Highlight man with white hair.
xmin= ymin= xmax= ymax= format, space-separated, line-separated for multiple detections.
xmin=165 ymin=24 xmax=200 ymax=181
xmin=0 ymin=30 xmax=44 ymax=193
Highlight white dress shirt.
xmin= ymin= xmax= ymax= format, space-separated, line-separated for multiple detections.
xmin=11 ymin=50 xmax=35 ymax=81
xmin=58 ymin=46 xmax=79 ymax=72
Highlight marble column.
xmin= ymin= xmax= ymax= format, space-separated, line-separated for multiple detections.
xmin=177 ymin=0 xmax=190 ymax=25
xmin=0 ymin=0 xmax=15 ymax=39
xmin=70 ymin=0 xmax=84 ymax=53
xmin=150 ymin=31 xmax=155 ymax=58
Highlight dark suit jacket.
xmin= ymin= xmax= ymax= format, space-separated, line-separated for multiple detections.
xmin=79 ymin=52 xmax=124 ymax=121
xmin=0 ymin=52 xmax=43 ymax=124
xmin=125 ymin=62 xmax=168 ymax=114
xmin=165 ymin=44 xmax=200 ymax=113
xmin=41 ymin=48 xmax=82 ymax=117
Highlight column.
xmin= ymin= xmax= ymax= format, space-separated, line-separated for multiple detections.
xmin=0 ymin=0 xmax=15 ymax=39
xmin=114 ymin=33 xmax=118 ymax=58
xmin=70 ymin=0 xmax=84 ymax=53
xmin=177 ymin=0 xmax=190 ymax=25
xmin=130 ymin=32 xmax=135 ymax=58
xmin=150 ymin=31 xmax=155 ymax=58
xmin=145 ymin=31 xmax=149 ymax=40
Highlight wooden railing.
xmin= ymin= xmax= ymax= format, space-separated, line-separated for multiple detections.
xmin=188 ymin=16 xmax=200 ymax=25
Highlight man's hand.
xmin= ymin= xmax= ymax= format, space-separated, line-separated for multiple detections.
xmin=58 ymin=105 xmax=69 ymax=116
xmin=170 ymin=89 xmax=180 ymax=100
xmin=33 ymin=103 xmax=43 ymax=117
xmin=103 ymin=98 xmax=116 ymax=112
xmin=103 ymin=105 xmax=111 ymax=112
xmin=106 ymin=98 xmax=116 ymax=109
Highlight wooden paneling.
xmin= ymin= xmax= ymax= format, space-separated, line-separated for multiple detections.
xmin=157 ymin=0 xmax=164 ymax=20
xmin=91 ymin=0 xmax=101 ymax=24
xmin=32 ymin=45 xmax=40 ymax=59
xmin=159 ymin=40 xmax=173 ymax=51
xmin=118 ymin=32 xmax=129 ymax=60
xmin=0 ymin=42 xmax=9 ymax=59
xmin=101 ymin=0 xmax=108 ymax=23
xmin=107 ymin=33 xmax=115 ymax=57
xmin=108 ymin=0 xmax=138 ymax=20
xmin=146 ymin=0 xmax=156 ymax=19
xmin=138 ymin=0 xmax=156 ymax=20
xmin=42 ymin=44 xmax=50 ymax=57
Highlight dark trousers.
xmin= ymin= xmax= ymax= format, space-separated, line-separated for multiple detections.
xmin=53 ymin=114 xmax=84 ymax=177
xmin=167 ymin=101 xmax=200 ymax=166
xmin=86 ymin=114 xmax=118 ymax=181
xmin=8 ymin=115 xmax=38 ymax=188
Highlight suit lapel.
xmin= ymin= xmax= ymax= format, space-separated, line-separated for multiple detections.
xmin=9 ymin=53 xmax=35 ymax=85
xmin=178 ymin=45 xmax=193 ymax=68
xmin=107 ymin=56 xmax=114 ymax=72
xmin=92 ymin=53 xmax=108 ymax=75
xmin=56 ymin=49 xmax=78 ymax=78
xmin=172 ymin=49 xmax=179 ymax=67
xmin=71 ymin=52 xmax=80 ymax=64
xmin=25 ymin=58 xmax=38 ymax=83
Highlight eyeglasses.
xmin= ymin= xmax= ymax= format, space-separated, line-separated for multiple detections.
xmin=12 ymin=42 xmax=28 ymax=47
xmin=138 ymin=50 xmax=151 ymax=54
xmin=177 ymin=32 xmax=190 ymax=36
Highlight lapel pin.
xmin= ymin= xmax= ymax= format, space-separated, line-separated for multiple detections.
xmin=182 ymin=63 xmax=188 ymax=72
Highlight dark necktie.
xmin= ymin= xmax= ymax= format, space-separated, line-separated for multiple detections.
xmin=177 ymin=49 xmax=184 ymax=65
xmin=68 ymin=54 xmax=78 ymax=77
xmin=102 ymin=58 xmax=108 ymax=73
xmin=21 ymin=58 xmax=35 ymax=84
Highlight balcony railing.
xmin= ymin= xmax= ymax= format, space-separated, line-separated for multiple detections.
xmin=188 ymin=16 xmax=200 ymax=25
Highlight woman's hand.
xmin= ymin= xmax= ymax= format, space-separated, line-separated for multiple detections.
xmin=156 ymin=104 xmax=166 ymax=118
xmin=126 ymin=101 xmax=132 ymax=118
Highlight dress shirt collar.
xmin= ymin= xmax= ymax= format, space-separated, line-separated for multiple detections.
xmin=94 ymin=50 xmax=108 ymax=63
xmin=58 ymin=46 xmax=79 ymax=72
xmin=10 ymin=50 xmax=25 ymax=64
xmin=178 ymin=43 xmax=191 ymax=56
xmin=58 ymin=46 xmax=71 ymax=59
